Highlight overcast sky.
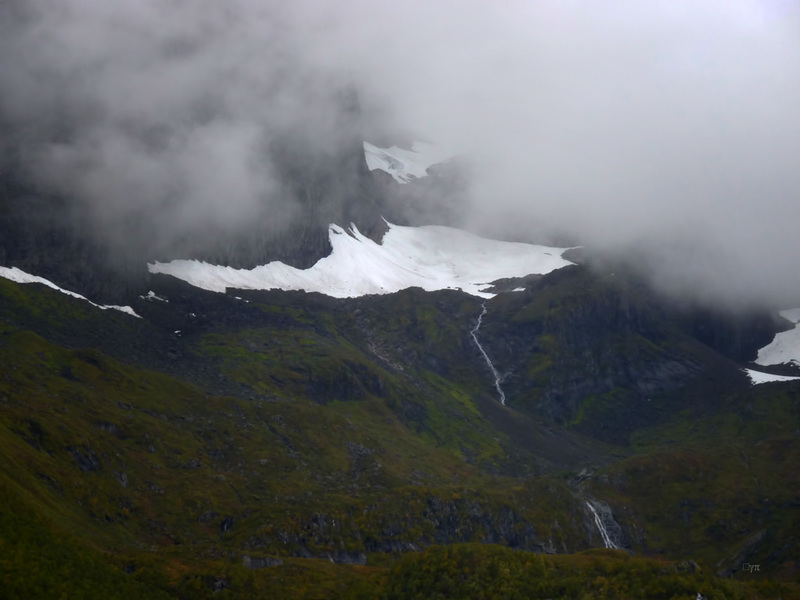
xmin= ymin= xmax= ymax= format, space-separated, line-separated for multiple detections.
xmin=2 ymin=0 xmax=799 ymax=307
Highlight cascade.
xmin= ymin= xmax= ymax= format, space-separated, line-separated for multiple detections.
xmin=586 ymin=501 xmax=620 ymax=550
xmin=470 ymin=303 xmax=506 ymax=405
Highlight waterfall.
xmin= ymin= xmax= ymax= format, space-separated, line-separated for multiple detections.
xmin=470 ymin=303 xmax=506 ymax=405
xmin=586 ymin=501 xmax=620 ymax=550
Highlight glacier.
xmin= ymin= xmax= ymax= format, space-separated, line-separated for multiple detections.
xmin=149 ymin=221 xmax=573 ymax=299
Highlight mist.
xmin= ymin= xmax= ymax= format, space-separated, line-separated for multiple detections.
xmin=2 ymin=0 xmax=799 ymax=307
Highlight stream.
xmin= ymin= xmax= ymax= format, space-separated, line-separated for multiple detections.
xmin=470 ymin=303 xmax=506 ymax=405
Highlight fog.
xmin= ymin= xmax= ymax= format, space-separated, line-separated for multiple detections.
xmin=2 ymin=0 xmax=799 ymax=307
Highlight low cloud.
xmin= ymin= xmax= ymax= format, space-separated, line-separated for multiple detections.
xmin=2 ymin=1 xmax=799 ymax=306
xmin=0 ymin=0 xmax=362 ymax=245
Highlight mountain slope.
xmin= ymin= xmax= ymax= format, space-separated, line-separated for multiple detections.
xmin=476 ymin=265 xmax=756 ymax=444
xmin=2 ymin=174 xmax=800 ymax=597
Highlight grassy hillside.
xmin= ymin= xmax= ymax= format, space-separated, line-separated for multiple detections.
xmin=1 ymin=273 xmax=799 ymax=597
xmin=590 ymin=382 xmax=800 ymax=580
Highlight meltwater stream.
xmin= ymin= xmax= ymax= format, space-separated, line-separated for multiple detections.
xmin=586 ymin=501 xmax=620 ymax=550
xmin=470 ymin=303 xmax=506 ymax=405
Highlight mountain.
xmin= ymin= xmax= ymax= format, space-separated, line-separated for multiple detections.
xmin=1 ymin=140 xmax=799 ymax=598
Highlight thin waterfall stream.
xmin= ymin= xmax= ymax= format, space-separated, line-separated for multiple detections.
xmin=586 ymin=501 xmax=620 ymax=549
xmin=470 ymin=302 xmax=506 ymax=405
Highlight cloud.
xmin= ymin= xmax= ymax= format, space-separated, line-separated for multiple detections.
xmin=2 ymin=0 xmax=799 ymax=306
xmin=0 ymin=0 xmax=361 ymax=244
xmin=347 ymin=0 xmax=800 ymax=306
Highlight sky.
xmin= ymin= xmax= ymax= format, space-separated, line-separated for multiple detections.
xmin=1 ymin=0 xmax=799 ymax=307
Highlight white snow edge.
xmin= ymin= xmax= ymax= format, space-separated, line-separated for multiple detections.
xmin=755 ymin=308 xmax=800 ymax=368
xmin=149 ymin=221 xmax=574 ymax=299
xmin=364 ymin=141 xmax=453 ymax=183
xmin=744 ymin=368 xmax=800 ymax=385
xmin=0 ymin=266 xmax=140 ymax=318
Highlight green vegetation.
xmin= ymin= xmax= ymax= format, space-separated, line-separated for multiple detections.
xmin=2 ymin=275 xmax=799 ymax=597
xmin=590 ymin=384 xmax=800 ymax=579
xmin=0 ymin=481 xmax=172 ymax=600
xmin=384 ymin=544 xmax=781 ymax=600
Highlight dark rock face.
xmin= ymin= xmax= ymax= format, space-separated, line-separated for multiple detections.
xmin=584 ymin=499 xmax=626 ymax=550
xmin=220 ymin=516 xmax=236 ymax=534
xmin=0 ymin=185 xmax=148 ymax=304
xmin=273 ymin=497 xmax=554 ymax=560
xmin=326 ymin=551 xmax=367 ymax=566
xmin=673 ymin=306 xmax=789 ymax=363
xmin=0 ymin=134 xmax=388 ymax=303
xmin=68 ymin=445 xmax=102 ymax=472
xmin=476 ymin=266 xmax=763 ymax=443
xmin=242 ymin=555 xmax=284 ymax=569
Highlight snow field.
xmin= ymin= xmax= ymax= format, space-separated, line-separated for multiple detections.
xmin=148 ymin=221 xmax=574 ymax=299
xmin=755 ymin=309 xmax=800 ymax=368
xmin=363 ymin=141 xmax=453 ymax=183
xmin=744 ymin=368 xmax=800 ymax=385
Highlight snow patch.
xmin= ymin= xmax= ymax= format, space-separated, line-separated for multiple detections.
xmin=149 ymin=222 xmax=573 ymax=299
xmin=744 ymin=368 xmax=800 ymax=385
xmin=363 ymin=141 xmax=452 ymax=183
xmin=0 ymin=266 xmax=140 ymax=317
xmin=755 ymin=308 xmax=800 ymax=368
xmin=140 ymin=290 xmax=168 ymax=303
